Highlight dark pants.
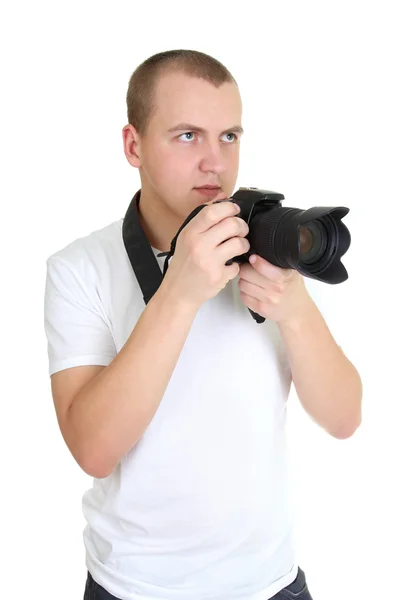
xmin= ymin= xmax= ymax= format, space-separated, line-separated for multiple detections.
xmin=84 ymin=566 xmax=313 ymax=599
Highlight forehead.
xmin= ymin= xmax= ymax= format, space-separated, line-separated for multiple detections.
xmin=152 ymin=70 xmax=242 ymax=130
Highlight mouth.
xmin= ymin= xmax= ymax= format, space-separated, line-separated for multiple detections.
xmin=195 ymin=185 xmax=221 ymax=190
xmin=194 ymin=186 xmax=222 ymax=197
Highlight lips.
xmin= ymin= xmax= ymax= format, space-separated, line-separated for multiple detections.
xmin=195 ymin=186 xmax=221 ymax=190
xmin=194 ymin=186 xmax=222 ymax=198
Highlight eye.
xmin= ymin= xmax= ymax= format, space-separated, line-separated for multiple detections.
xmin=178 ymin=132 xmax=196 ymax=142
xmin=222 ymin=132 xmax=238 ymax=143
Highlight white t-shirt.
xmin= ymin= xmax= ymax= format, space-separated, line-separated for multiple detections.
xmin=44 ymin=216 xmax=299 ymax=600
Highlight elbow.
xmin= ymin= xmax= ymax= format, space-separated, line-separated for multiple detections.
xmin=78 ymin=447 xmax=115 ymax=479
xmin=77 ymin=437 xmax=140 ymax=479
xmin=64 ymin=414 xmax=116 ymax=479
xmin=330 ymin=412 xmax=362 ymax=440
xmin=81 ymin=459 xmax=112 ymax=479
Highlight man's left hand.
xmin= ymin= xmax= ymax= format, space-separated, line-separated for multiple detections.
xmin=238 ymin=254 xmax=315 ymax=324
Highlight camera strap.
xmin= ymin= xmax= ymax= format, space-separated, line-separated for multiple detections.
xmin=121 ymin=189 xmax=265 ymax=323
xmin=121 ymin=189 xmax=165 ymax=305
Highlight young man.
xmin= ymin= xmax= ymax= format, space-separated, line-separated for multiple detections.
xmin=44 ymin=50 xmax=362 ymax=600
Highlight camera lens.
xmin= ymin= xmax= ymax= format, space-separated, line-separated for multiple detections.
xmin=241 ymin=195 xmax=350 ymax=284
xmin=247 ymin=206 xmax=349 ymax=281
xmin=299 ymin=226 xmax=314 ymax=254
xmin=299 ymin=221 xmax=328 ymax=264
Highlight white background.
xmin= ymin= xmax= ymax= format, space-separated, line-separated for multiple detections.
xmin=1 ymin=1 xmax=399 ymax=599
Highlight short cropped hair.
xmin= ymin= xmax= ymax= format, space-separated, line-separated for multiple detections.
xmin=126 ymin=49 xmax=237 ymax=136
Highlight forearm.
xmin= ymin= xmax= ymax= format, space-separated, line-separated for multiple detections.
xmin=278 ymin=300 xmax=362 ymax=439
xmin=68 ymin=282 xmax=199 ymax=478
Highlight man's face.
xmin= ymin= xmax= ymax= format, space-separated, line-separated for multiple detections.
xmin=137 ymin=71 xmax=243 ymax=220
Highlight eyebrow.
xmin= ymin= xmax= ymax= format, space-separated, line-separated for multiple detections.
xmin=167 ymin=123 xmax=244 ymax=135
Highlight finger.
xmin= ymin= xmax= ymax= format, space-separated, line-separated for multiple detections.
xmin=249 ymin=255 xmax=289 ymax=283
xmin=190 ymin=199 xmax=240 ymax=234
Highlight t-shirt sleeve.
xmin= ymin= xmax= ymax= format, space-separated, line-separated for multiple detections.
xmin=44 ymin=256 xmax=117 ymax=376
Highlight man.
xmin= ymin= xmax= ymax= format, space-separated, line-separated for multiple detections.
xmin=44 ymin=49 xmax=362 ymax=600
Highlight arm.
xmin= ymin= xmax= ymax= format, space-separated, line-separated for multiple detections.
xmin=48 ymin=200 xmax=245 ymax=479
xmin=65 ymin=283 xmax=198 ymax=478
xmin=278 ymin=300 xmax=362 ymax=439
xmin=238 ymin=255 xmax=362 ymax=439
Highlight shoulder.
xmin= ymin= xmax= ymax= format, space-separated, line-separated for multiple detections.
xmin=46 ymin=218 xmax=125 ymax=276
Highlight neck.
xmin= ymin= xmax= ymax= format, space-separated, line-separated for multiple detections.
xmin=137 ymin=188 xmax=182 ymax=254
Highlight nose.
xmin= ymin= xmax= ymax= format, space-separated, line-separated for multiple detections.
xmin=199 ymin=141 xmax=226 ymax=176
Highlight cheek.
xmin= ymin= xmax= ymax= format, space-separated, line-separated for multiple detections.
xmin=150 ymin=145 xmax=194 ymax=187
xmin=231 ymin=146 xmax=240 ymax=171
xmin=142 ymin=145 xmax=199 ymax=217
xmin=222 ymin=146 xmax=240 ymax=185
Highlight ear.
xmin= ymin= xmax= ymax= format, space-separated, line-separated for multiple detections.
xmin=122 ymin=124 xmax=142 ymax=168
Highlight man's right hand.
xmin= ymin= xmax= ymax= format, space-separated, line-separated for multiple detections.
xmin=161 ymin=192 xmax=250 ymax=309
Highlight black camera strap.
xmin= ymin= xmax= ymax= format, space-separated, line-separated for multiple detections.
xmin=121 ymin=189 xmax=265 ymax=323
xmin=121 ymin=190 xmax=164 ymax=305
